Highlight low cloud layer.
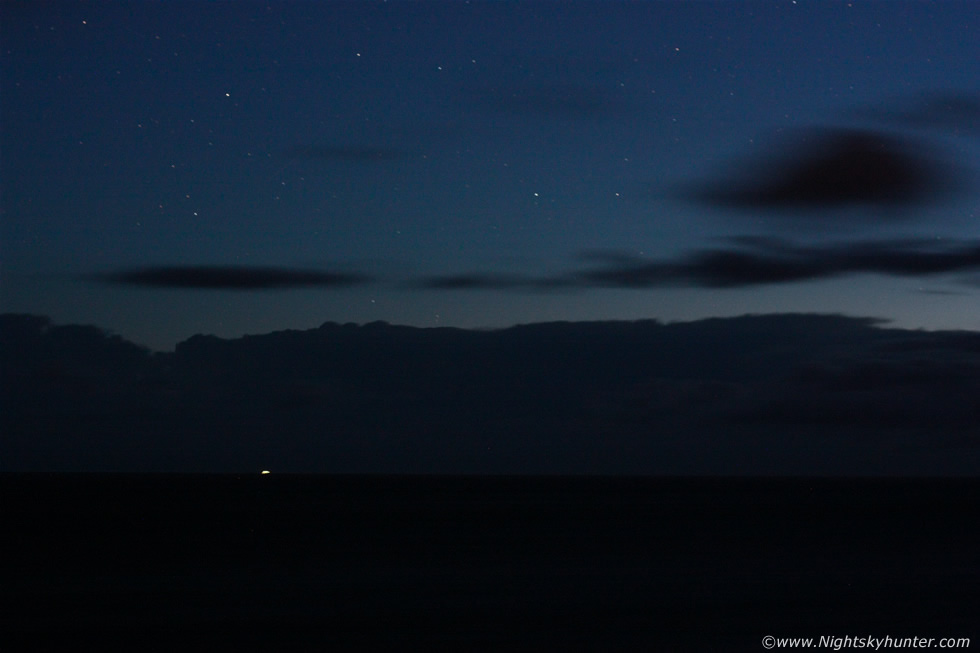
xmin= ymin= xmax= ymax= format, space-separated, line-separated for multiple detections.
xmin=3 ymin=313 xmax=978 ymax=474
xmin=98 ymin=266 xmax=372 ymax=290
xmin=94 ymin=238 xmax=980 ymax=294
xmin=88 ymin=236 xmax=980 ymax=294
xmin=418 ymin=238 xmax=980 ymax=291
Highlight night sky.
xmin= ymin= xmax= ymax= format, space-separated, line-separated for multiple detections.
xmin=3 ymin=1 xmax=979 ymax=351
xmin=6 ymin=11 xmax=980 ymax=648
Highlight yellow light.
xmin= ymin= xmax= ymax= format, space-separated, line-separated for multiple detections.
xmin=261 ymin=470 xmax=271 ymax=475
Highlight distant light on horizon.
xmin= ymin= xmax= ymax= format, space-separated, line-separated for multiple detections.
xmin=261 ymin=470 xmax=271 ymax=475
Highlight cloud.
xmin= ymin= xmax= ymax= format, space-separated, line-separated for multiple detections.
xmin=574 ymin=250 xmax=808 ymax=289
xmin=5 ymin=313 xmax=979 ymax=474
xmin=914 ymin=288 xmax=971 ymax=296
xmin=96 ymin=266 xmax=373 ymax=290
xmin=409 ymin=273 xmax=571 ymax=291
xmin=741 ymin=347 xmax=980 ymax=431
xmin=573 ymin=238 xmax=980 ymax=288
xmin=414 ymin=239 xmax=980 ymax=292
xmin=676 ymin=127 xmax=964 ymax=212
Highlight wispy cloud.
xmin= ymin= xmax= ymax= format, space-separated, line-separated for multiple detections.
xmin=573 ymin=238 xmax=980 ymax=288
xmin=92 ymin=239 xmax=980 ymax=293
xmin=413 ymin=239 xmax=980 ymax=292
xmin=408 ymin=272 xmax=572 ymax=291
xmin=96 ymin=266 xmax=373 ymax=290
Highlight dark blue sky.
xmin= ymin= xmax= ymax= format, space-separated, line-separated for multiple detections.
xmin=3 ymin=1 xmax=979 ymax=351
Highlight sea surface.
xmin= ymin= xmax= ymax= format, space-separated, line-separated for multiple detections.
xmin=3 ymin=474 xmax=977 ymax=650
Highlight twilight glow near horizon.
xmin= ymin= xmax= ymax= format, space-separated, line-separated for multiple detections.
xmin=2 ymin=1 xmax=979 ymax=351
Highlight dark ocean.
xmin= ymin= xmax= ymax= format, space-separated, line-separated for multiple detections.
xmin=4 ymin=474 xmax=977 ymax=651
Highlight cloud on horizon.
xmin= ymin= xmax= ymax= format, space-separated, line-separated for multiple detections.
xmin=3 ymin=312 xmax=979 ymax=474
xmin=96 ymin=266 xmax=373 ymax=290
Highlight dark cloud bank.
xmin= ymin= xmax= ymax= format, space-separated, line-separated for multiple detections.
xmin=3 ymin=313 xmax=979 ymax=475
xmin=97 ymin=266 xmax=372 ymax=290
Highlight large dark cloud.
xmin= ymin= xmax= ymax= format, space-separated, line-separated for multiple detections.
xmin=97 ymin=266 xmax=373 ymax=290
xmin=4 ymin=313 xmax=979 ymax=474
xmin=678 ymin=127 xmax=965 ymax=212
